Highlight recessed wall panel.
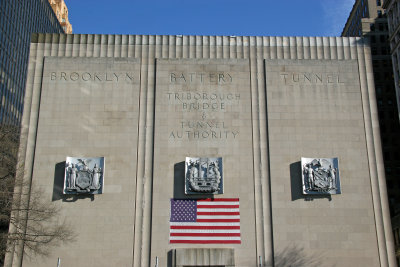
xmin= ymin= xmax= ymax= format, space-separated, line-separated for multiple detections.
xmin=151 ymin=59 xmax=256 ymax=266
xmin=266 ymin=59 xmax=380 ymax=266
xmin=25 ymin=57 xmax=141 ymax=267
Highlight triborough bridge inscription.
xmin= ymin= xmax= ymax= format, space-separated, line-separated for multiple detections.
xmin=165 ymin=71 xmax=241 ymax=140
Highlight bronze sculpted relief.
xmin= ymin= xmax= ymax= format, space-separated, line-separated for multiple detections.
xmin=301 ymin=157 xmax=341 ymax=195
xmin=185 ymin=157 xmax=223 ymax=195
xmin=64 ymin=157 xmax=105 ymax=194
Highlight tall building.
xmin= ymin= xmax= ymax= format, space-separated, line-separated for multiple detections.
xmin=342 ymin=0 xmax=400 ymax=263
xmin=4 ymin=33 xmax=396 ymax=267
xmin=49 ymin=0 xmax=72 ymax=34
xmin=0 ymin=0 xmax=64 ymax=125
xmin=384 ymin=0 xmax=400 ymax=119
xmin=382 ymin=0 xmax=400 ymax=262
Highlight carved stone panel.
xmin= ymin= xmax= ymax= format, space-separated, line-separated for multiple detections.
xmin=185 ymin=157 xmax=223 ymax=195
xmin=301 ymin=157 xmax=341 ymax=195
xmin=63 ymin=156 xmax=105 ymax=194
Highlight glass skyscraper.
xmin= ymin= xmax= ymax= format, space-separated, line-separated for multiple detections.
xmin=0 ymin=0 xmax=64 ymax=125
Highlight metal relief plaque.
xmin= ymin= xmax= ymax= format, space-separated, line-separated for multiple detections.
xmin=302 ymin=157 xmax=341 ymax=195
xmin=64 ymin=157 xmax=105 ymax=194
xmin=185 ymin=157 xmax=223 ymax=195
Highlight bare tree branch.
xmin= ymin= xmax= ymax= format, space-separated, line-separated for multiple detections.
xmin=0 ymin=125 xmax=75 ymax=264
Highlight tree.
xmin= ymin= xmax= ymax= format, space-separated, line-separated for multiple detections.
xmin=0 ymin=125 xmax=19 ymax=265
xmin=0 ymin=125 xmax=74 ymax=266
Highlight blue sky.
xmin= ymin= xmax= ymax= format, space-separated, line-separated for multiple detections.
xmin=67 ymin=0 xmax=355 ymax=37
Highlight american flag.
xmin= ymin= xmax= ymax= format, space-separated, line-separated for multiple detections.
xmin=169 ymin=198 xmax=240 ymax=244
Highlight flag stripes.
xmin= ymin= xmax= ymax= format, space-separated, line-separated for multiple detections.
xmin=169 ymin=198 xmax=241 ymax=244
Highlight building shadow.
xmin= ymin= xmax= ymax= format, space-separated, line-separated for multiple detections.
xmin=52 ymin=161 xmax=94 ymax=202
xmin=167 ymin=246 xmax=326 ymax=267
xmin=265 ymin=245 xmax=327 ymax=267
xmin=290 ymin=161 xmax=331 ymax=202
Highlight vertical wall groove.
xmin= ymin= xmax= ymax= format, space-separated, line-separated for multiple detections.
xmin=336 ymin=37 xmax=344 ymax=60
xmin=323 ymin=37 xmax=330 ymax=59
xmin=295 ymin=37 xmax=302 ymax=60
xmin=143 ymin=35 xmax=156 ymax=267
xmin=133 ymin=34 xmax=146 ymax=267
xmin=289 ymin=37 xmax=296 ymax=60
xmin=257 ymin=37 xmax=274 ymax=267
xmin=250 ymin=36 xmax=267 ymax=266
xmin=210 ymin=36 xmax=216 ymax=59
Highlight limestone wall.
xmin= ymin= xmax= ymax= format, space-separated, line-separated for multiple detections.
xmin=5 ymin=34 xmax=395 ymax=267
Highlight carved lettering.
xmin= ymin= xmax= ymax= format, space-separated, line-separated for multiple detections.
xmin=94 ymin=73 xmax=101 ymax=81
xmin=169 ymin=72 xmax=233 ymax=84
xmin=125 ymin=73 xmax=134 ymax=81
xmin=70 ymin=72 xmax=79 ymax=81
xmin=182 ymin=102 xmax=225 ymax=111
xmin=82 ymin=72 xmax=91 ymax=81
xmin=189 ymin=73 xmax=196 ymax=82
xmin=169 ymin=130 xmax=239 ymax=139
xmin=170 ymin=73 xmax=176 ymax=82
xmin=180 ymin=121 xmax=227 ymax=129
xmin=280 ymin=72 xmax=345 ymax=84
xmin=166 ymin=69 xmax=239 ymax=142
xmin=209 ymin=73 xmax=216 ymax=83
xmin=167 ymin=92 xmax=240 ymax=101
xmin=315 ymin=74 xmax=323 ymax=83
xmin=105 ymin=73 xmax=113 ymax=81
xmin=49 ymin=72 xmax=135 ymax=83
xmin=281 ymin=73 xmax=288 ymax=83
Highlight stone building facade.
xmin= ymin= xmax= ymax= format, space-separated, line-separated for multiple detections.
xmin=384 ymin=0 xmax=400 ymax=120
xmin=5 ymin=33 xmax=396 ymax=267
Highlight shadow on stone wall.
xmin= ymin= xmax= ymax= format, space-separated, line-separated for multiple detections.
xmin=266 ymin=245 xmax=326 ymax=267
xmin=173 ymin=161 xmax=186 ymax=198
xmin=290 ymin=161 xmax=331 ymax=202
xmin=52 ymin=161 xmax=65 ymax=201
xmin=289 ymin=161 xmax=303 ymax=201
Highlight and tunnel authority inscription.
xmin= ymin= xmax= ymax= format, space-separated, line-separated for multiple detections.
xmin=157 ymin=60 xmax=249 ymax=141
xmin=167 ymin=91 xmax=240 ymax=140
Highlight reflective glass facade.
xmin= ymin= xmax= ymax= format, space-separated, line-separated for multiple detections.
xmin=0 ymin=0 xmax=64 ymax=125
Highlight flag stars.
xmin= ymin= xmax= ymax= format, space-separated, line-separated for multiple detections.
xmin=170 ymin=199 xmax=197 ymax=222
